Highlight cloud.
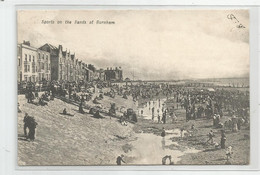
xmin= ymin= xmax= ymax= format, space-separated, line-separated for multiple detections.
xmin=17 ymin=10 xmax=249 ymax=80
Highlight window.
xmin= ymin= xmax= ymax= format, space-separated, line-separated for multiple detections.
xmin=42 ymin=54 xmax=44 ymax=60
xmin=46 ymin=55 xmax=48 ymax=60
xmin=33 ymin=56 xmax=35 ymax=62
xmin=41 ymin=62 xmax=44 ymax=69
xmin=29 ymin=55 xmax=31 ymax=62
xmin=24 ymin=65 xmax=27 ymax=72
xmin=24 ymin=76 xmax=27 ymax=81
xmin=28 ymin=65 xmax=30 ymax=72
xmin=36 ymin=66 xmax=37 ymax=72
xmin=32 ymin=66 xmax=35 ymax=73
xmin=25 ymin=54 xmax=27 ymax=61
xmin=18 ymin=59 xmax=20 ymax=66
xmin=38 ymin=53 xmax=40 ymax=60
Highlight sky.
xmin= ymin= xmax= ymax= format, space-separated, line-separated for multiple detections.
xmin=17 ymin=10 xmax=249 ymax=80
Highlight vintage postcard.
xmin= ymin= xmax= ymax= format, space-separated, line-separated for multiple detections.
xmin=17 ymin=9 xmax=249 ymax=166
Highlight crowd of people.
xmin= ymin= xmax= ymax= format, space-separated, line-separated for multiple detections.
xmin=20 ymin=80 xmax=249 ymax=164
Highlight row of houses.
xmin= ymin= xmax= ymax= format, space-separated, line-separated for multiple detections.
xmin=17 ymin=41 xmax=123 ymax=83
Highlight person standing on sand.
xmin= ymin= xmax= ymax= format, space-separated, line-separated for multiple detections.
xmin=206 ymin=130 xmax=214 ymax=144
xmin=116 ymin=155 xmax=126 ymax=165
xmin=232 ymin=115 xmax=238 ymax=132
xmin=27 ymin=117 xmax=38 ymax=141
xmin=162 ymin=111 xmax=166 ymax=124
xmin=79 ymin=102 xmax=85 ymax=114
xmin=23 ymin=113 xmax=30 ymax=137
xmin=161 ymin=127 xmax=166 ymax=149
xmin=213 ymin=114 xmax=216 ymax=127
xmin=161 ymin=127 xmax=166 ymax=137
xmin=158 ymin=114 xmax=161 ymax=123
xmin=221 ymin=130 xmax=226 ymax=149
xmin=152 ymin=107 xmax=155 ymax=120
xmin=161 ymin=127 xmax=166 ymax=150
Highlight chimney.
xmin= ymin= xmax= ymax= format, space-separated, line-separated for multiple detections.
xmin=23 ymin=41 xmax=30 ymax=46
xmin=58 ymin=45 xmax=63 ymax=51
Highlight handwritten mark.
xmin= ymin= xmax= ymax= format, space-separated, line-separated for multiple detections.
xmin=227 ymin=14 xmax=246 ymax=29
xmin=227 ymin=14 xmax=239 ymax=23
xmin=237 ymin=24 xmax=245 ymax=29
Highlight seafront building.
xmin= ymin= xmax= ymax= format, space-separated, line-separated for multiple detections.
xmin=17 ymin=41 xmax=51 ymax=83
xmin=17 ymin=41 xmax=123 ymax=83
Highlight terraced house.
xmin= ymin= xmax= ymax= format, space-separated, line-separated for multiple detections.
xmin=18 ymin=41 xmax=123 ymax=83
xmin=39 ymin=43 xmax=88 ymax=82
xmin=17 ymin=41 xmax=51 ymax=83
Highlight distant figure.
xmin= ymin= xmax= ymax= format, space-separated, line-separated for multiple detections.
xmin=180 ymin=128 xmax=184 ymax=138
xmin=162 ymin=112 xmax=166 ymax=124
xmin=79 ymin=102 xmax=85 ymax=114
xmin=28 ymin=117 xmax=38 ymax=141
xmin=39 ymin=97 xmax=48 ymax=106
xmin=172 ymin=113 xmax=177 ymax=123
xmin=61 ymin=108 xmax=74 ymax=116
xmin=237 ymin=117 xmax=245 ymax=130
xmin=116 ymin=155 xmax=126 ymax=165
xmin=161 ymin=127 xmax=166 ymax=137
xmin=63 ymin=108 xmax=67 ymax=115
xmin=213 ymin=114 xmax=217 ymax=126
xmin=23 ymin=113 xmax=30 ymax=137
xmin=158 ymin=114 xmax=161 ymax=123
xmin=23 ymin=113 xmax=38 ymax=141
xmin=94 ymin=110 xmax=102 ymax=118
xmin=18 ymin=103 xmax=22 ymax=113
xmin=152 ymin=107 xmax=155 ymax=120
xmin=162 ymin=155 xmax=173 ymax=165
xmin=221 ymin=130 xmax=226 ymax=149
xmin=206 ymin=130 xmax=214 ymax=144
xmin=226 ymin=146 xmax=233 ymax=161
xmin=161 ymin=127 xmax=166 ymax=149
xmin=232 ymin=115 xmax=238 ymax=132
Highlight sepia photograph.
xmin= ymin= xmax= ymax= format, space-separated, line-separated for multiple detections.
xmin=17 ymin=9 xmax=250 ymax=166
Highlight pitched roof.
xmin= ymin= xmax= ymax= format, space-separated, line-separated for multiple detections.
xmin=47 ymin=43 xmax=58 ymax=50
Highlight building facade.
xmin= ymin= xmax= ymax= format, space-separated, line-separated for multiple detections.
xmin=37 ymin=49 xmax=51 ymax=82
xmin=18 ymin=41 xmax=124 ymax=83
xmin=17 ymin=41 xmax=50 ymax=83
xmin=104 ymin=67 xmax=123 ymax=81
xmin=39 ymin=43 xmax=90 ymax=82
